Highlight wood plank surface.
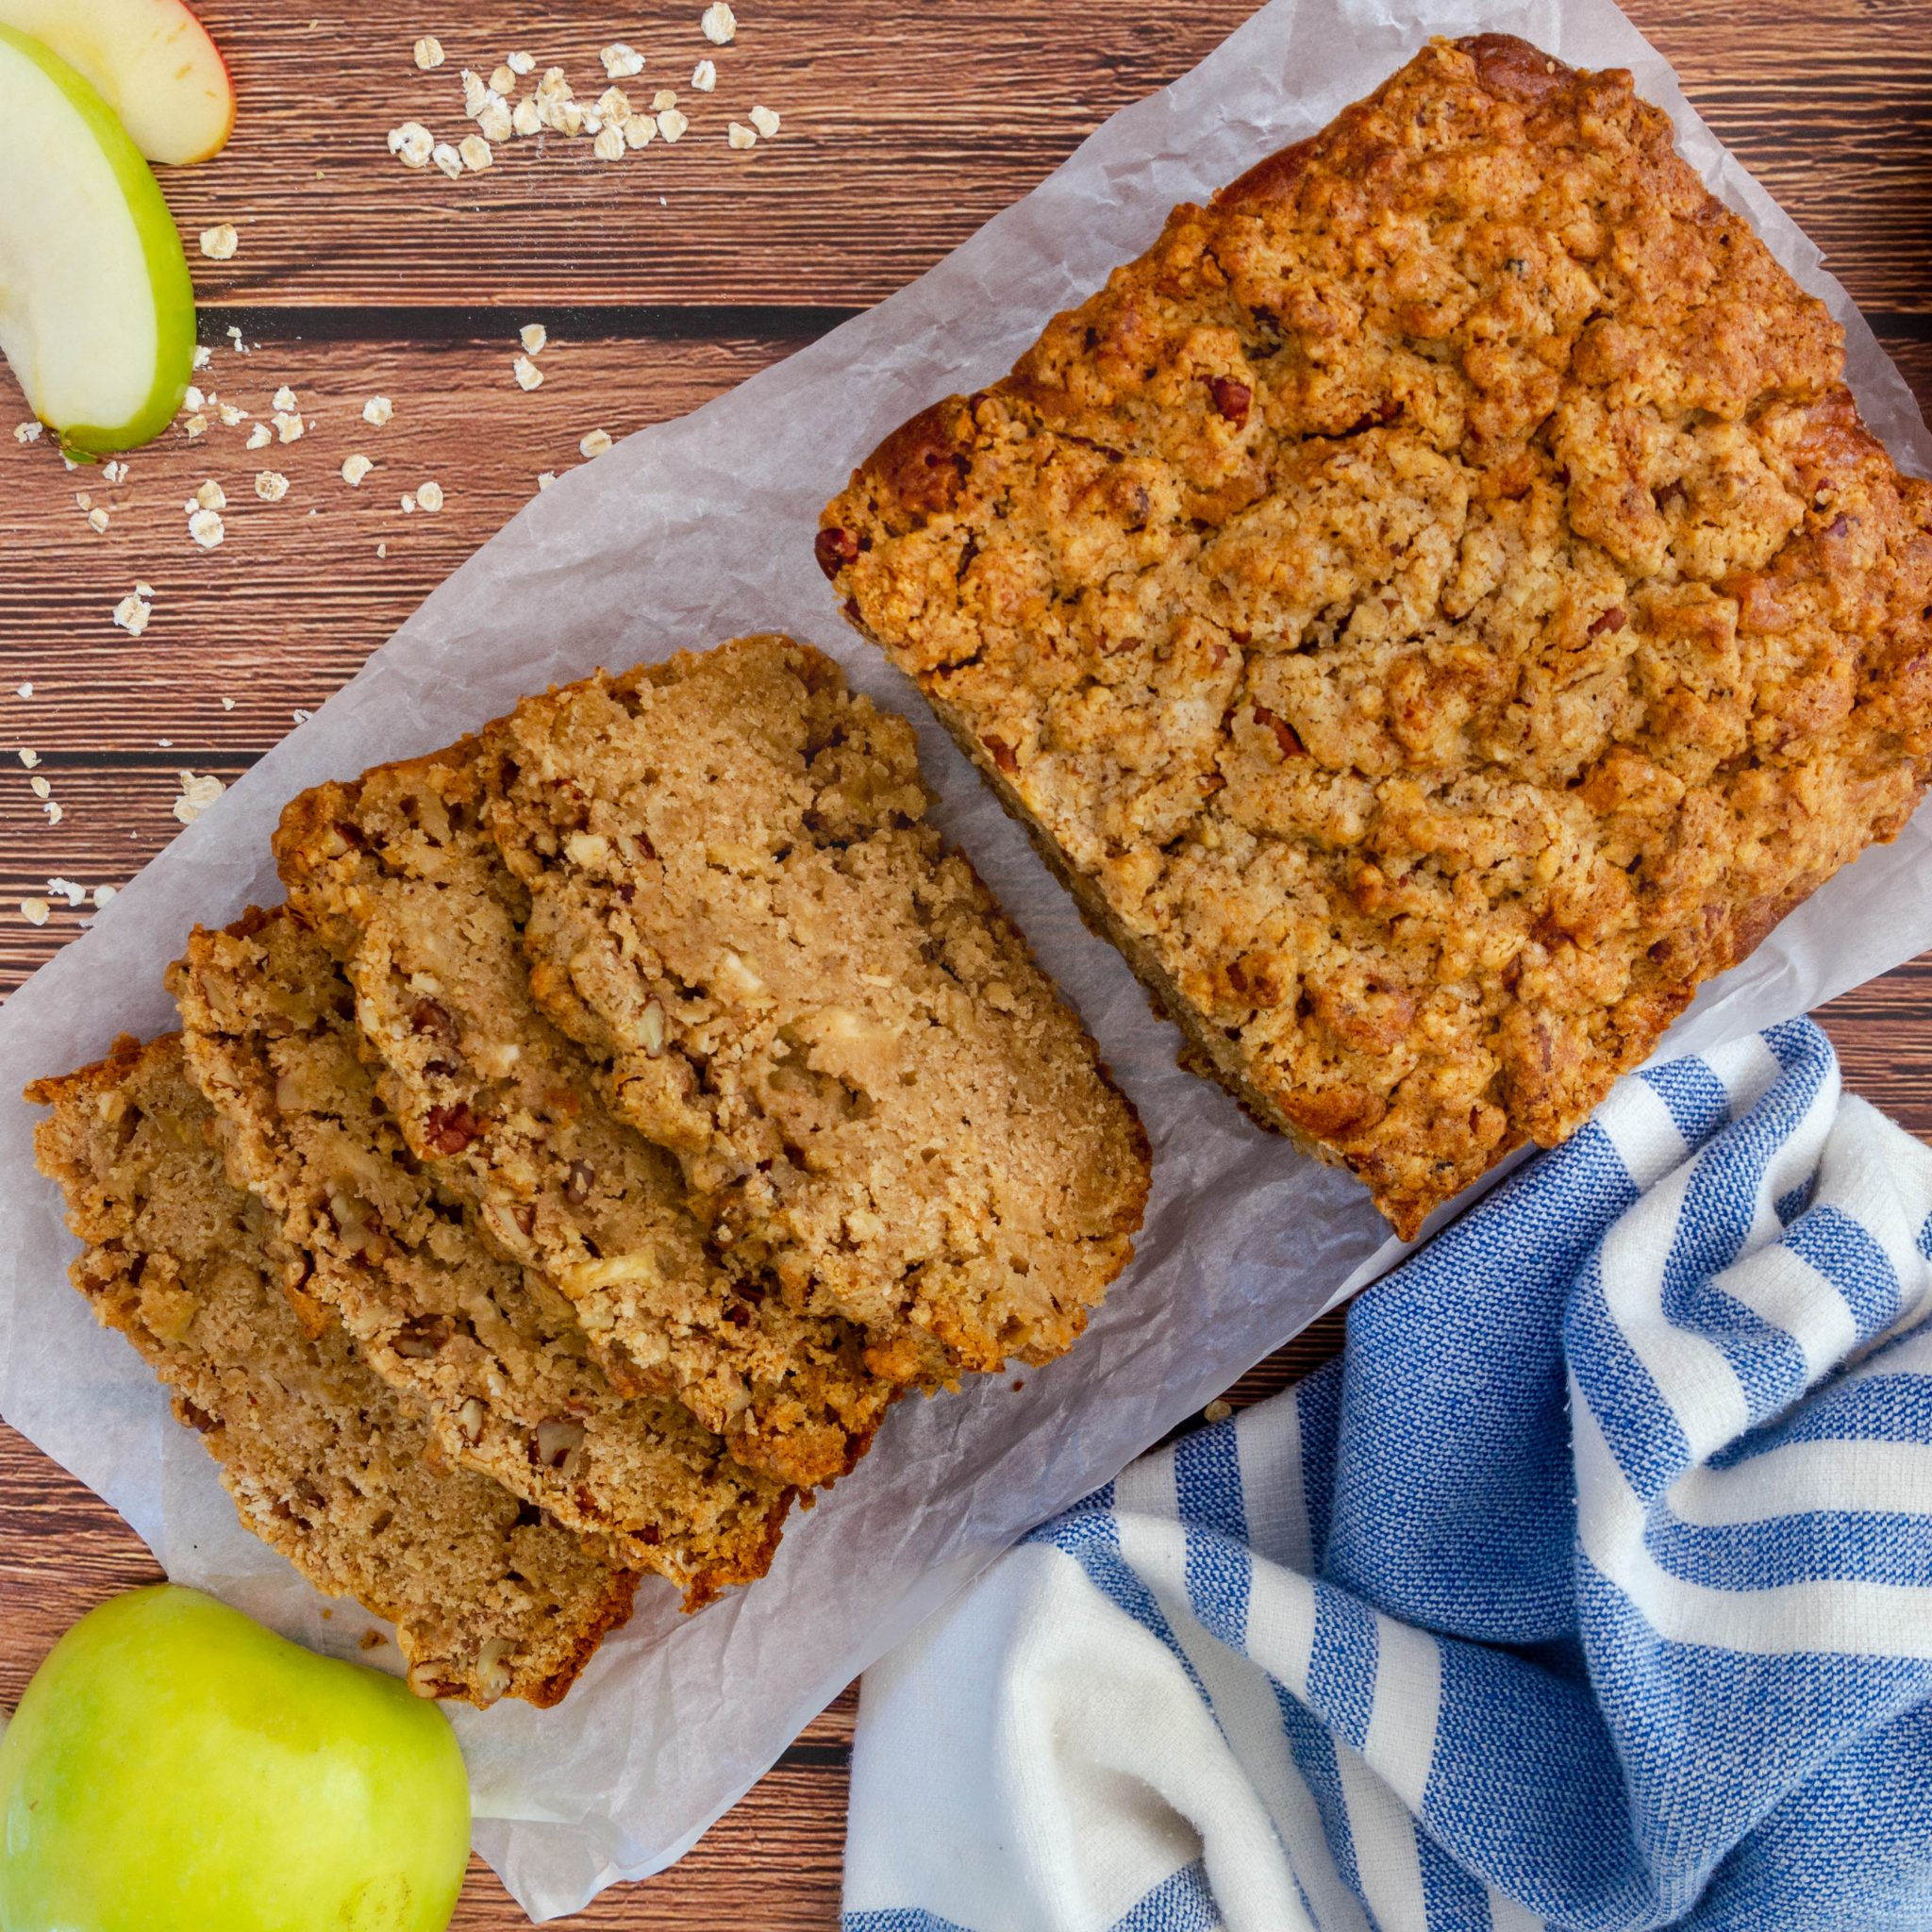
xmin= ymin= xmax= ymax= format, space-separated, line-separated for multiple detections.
xmin=1 ymin=1 xmax=1928 ymax=1925
xmin=153 ymin=0 xmax=1932 ymax=317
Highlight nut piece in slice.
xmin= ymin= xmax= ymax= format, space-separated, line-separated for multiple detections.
xmin=26 ymin=1034 xmax=637 ymax=1707
xmin=273 ymin=750 xmax=918 ymax=1490
xmin=818 ymin=32 xmax=1932 ymax=1239
xmin=168 ymin=906 xmax=795 ymax=1599
xmin=479 ymin=635 xmax=1151 ymax=1375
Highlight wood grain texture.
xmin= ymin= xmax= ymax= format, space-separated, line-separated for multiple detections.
xmin=151 ymin=0 xmax=1932 ymax=316
xmin=0 ymin=2 xmax=1928 ymax=1925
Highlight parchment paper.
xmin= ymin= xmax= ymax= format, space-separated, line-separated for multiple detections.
xmin=2 ymin=0 xmax=1927 ymax=1917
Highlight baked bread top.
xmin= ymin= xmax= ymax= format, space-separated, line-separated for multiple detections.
xmin=818 ymin=33 xmax=1932 ymax=1236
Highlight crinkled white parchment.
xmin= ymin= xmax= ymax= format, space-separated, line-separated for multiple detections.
xmin=1 ymin=0 xmax=1926 ymax=1918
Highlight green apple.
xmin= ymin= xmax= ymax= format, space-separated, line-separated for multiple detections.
xmin=0 ymin=0 xmax=235 ymax=164
xmin=0 ymin=22 xmax=196 ymax=456
xmin=0 ymin=1584 xmax=472 ymax=1932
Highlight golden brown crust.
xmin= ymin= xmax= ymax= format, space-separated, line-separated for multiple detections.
xmin=28 ymin=1034 xmax=641 ymax=1707
xmin=820 ymin=34 xmax=1932 ymax=1238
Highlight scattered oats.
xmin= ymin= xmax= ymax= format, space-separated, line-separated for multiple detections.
xmin=657 ymin=107 xmax=688 ymax=142
xmin=389 ymin=120 xmax=434 ymax=168
xmin=48 ymin=878 xmax=85 ymax=908
xmin=220 ymin=695 xmax=235 ymax=710
xmin=273 ymin=411 xmax=305 ymax=443
xmin=20 ymin=898 xmax=48 ymax=926
xmin=400 ymin=491 xmax=416 ymax=513
xmin=93 ymin=883 xmax=117 ymax=907
xmin=158 ymin=739 xmax=172 ymax=748
xmin=29 ymin=777 xmax=48 ymax=799
xmin=415 ymin=479 xmax=445 ymax=511
xmin=581 ymin=108 xmax=604 ymax=135
xmin=701 ymin=2 xmax=737 ymax=43
xmin=749 ymin=104 xmax=780 ymax=138
xmin=460 ymin=67 xmax=489 ymax=114
xmin=195 ymin=478 xmax=226 ymax=510
xmin=579 ymin=427 xmax=613 ymax=458
xmin=225 ymin=325 xmax=247 ymax=352
xmin=601 ymin=42 xmax=645 ymax=77
xmin=341 ymin=453 xmax=374 ymax=485
xmin=519 ymin=322 xmax=547 ymax=355
xmin=87 ymin=508 xmax=109 ymax=533
xmin=255 ymin=470 xmax=290 ymax=502
xmin=538 ymin=65 xmax=570 ymax=96
xmin=489 ymin=62 xmax=516 ymax=93
xmin=1203 ymin=1398 xmax=1234 ymax=1424
xmin=75 ymin=491 xmax=91 ymax=510
xmin=623 ymin=112 xmax=656 ymax=148
xmin=112 ymin=591 xmax=154 ymax=637
xmin=188 ymin=508 xmax=225 ymax=549
xmin=592 ymin=122 xmax=625 ymax=161
xmin=507 ymin=49 xmax=535 ymax=75
xmin=183 ymin=413 xmax=208 ymax=439
xmin=103 ymin=460 xmax=128 ymax=483
xmin=727 ymin=121 xmax=757 ymax=149
xmin=15 ymin=683 xmax=31 ymax=698
xmin=651 ymin=87 xmax=678 ymax=109
xmin=272 ymin=384 xmax=297 ymax=411
xmin=458 ymin=132 xmax=494 ymax=172
xmin=292 ymin=708 xmax=312 ymax=724
xmin=173 ymin=770 xmax=225 ymax=824
xmin=512 ymin=354 xmax=544 ymax=391
xmin=188 ymin=386 xmax=209 ymax=412
xmin=12 ymin=421 xmax=42 ymax=443
xmin=217 ymin=402 xmax=245 ymax=427
xmin=412 ymin=34 xmax=445 ymax=69
xmin=42 ymin=800 xmax=62 ymax=824
xmin=431 ymin=142 xmax=463 ymax=179
xmin=199 ymin=222 xmax=239 ymax=260
xmin=376 ymin=541 xmax=388 ymax=557
xmin=476 ymin=96 xmax=513 ymax=143
xmin=136 ymin=580 xmax=155 ymax=598
xmin=16 ymin=748 xmax=37 ymax=768
xmin=537 ymin=470 xmax=557 ymax=491
xmin=691 ymin=58 xmax=716 ymax=91
xmin=511 ymin=93 xmax=541 ymax=136
xmin=552 ymin=98 xmax=586 ymax=137
xmin=245 ymin=422 xmax=273 ymax=450
xmin=192 ymin=343 xmax=212 ymax=370
xmin=362 ymin=395 xmax=394 ymax=426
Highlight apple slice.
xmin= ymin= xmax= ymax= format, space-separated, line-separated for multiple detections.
xmin=0 ymin=0 xmax=234 ymax=165
xmin=0 ymin=23 xmax=195 ymax=456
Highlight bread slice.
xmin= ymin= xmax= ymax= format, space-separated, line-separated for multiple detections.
xmin=476 ymin=634 xmax=1151 ymax=1374
xmin=272 ymin=745 xmax=910 ymax=1491
xmin=818 ymin=33 xmax=1932 ymax=1239
xmin=27 ymin=1034 xmax=639 ymax=1707
xmin=168 ymin=906 xmax=795 ymax=1599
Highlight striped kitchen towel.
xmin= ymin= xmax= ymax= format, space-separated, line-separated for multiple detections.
xmin=841 ymin=1021 xmax=1932 ymax=1931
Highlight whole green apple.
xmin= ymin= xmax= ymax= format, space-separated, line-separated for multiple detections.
xmin=0 ymin=1584 xmax=472 ymax=1932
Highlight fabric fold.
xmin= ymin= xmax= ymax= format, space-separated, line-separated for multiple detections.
xmin=844 ymin=1023 xmax=1932 ymax=1931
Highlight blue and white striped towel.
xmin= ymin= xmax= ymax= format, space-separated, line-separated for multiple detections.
xmin=841 ymin=1021 xmax=1932 ymax=1932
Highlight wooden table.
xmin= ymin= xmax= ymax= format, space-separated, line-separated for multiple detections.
xmin=1 ymin=3 xmax=1927 ymax=1924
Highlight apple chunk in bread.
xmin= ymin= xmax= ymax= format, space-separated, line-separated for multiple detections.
xmin=0 ymin=24 xmax=195 ymax=455
xmin=0 ymin=0 xmax=234 ymax=165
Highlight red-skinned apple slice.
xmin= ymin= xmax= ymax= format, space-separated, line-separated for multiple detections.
xmin=0 ymin=0 xmax=234 ymax=165
xmin=0 ymin=23 xmax=196 ymax=455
